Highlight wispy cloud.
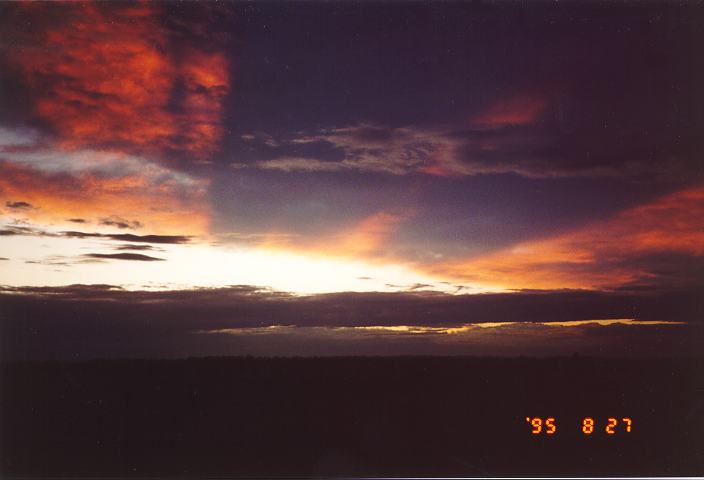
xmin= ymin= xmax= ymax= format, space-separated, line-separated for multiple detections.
xmin=471 ymin=95 xmax=546 ymax=128
xmin=99 ymin=216 xmax=143 ymax=230
xmin=428 ymin=186 xmax=704 ymax=290
xmin=232 ymin=120 xmax=632 ymax=179
xmin=0 ymin=160 xmax=209 ymax=235
xmin=234 ymin=82 xmax=700 ymax=181
xmin=113 ymin=244 xmax=158 ymax=252
xmin=0 ymin=222 xmax=192 ymax=245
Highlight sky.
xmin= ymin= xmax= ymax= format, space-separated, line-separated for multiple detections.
xmin=0 ymin=1 xmax=703 ymax=359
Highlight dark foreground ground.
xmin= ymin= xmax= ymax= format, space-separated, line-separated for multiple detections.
xmin=2 ymin=356 xmax=703 ymax=478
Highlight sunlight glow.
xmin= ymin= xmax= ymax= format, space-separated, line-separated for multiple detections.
xmin=0 ymin=221 xmax=498 ymax=294
xmin=199 ymin=319 xmax=686 ymax=337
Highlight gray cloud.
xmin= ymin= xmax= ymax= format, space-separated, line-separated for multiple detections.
xmin=83 ymin=253 xmax=165 ymax=262
xmin=5 ymin=200 xmax=33 ymax=210
xmin=98 ymin=216 xmax=143 ymax=230
xmin=0 ymin=223 xmax=192 ymax=244
xmin=0 ymin=284 xmax=701 ymax=360
xmin=0 ymin=225 xmax=49 ymax=237
xmin=113 ymin=244 xmax=158 ymax=251
xmin=233 ymin=121 xmax=701 ymax=181
xmin=61 ymin=231 xmax=192 ymax=244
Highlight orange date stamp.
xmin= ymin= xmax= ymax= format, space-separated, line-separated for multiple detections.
xmin=525 ymin=417 xmax=632 ymax=435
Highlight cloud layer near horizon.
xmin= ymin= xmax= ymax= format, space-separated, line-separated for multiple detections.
xmin=1 ymin=284 xmax=701 ymax=360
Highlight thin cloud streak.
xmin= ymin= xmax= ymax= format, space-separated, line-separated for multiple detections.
xmin=83 ymin=253 xmax=165 ymax=262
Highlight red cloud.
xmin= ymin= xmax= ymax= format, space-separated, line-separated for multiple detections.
xmin=472 ymin=95 xmax=546 ymax=127
xmin=10 ymin=3 xmax=229 ymax=162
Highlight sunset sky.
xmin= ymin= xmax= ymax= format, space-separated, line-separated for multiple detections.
xmin=1 ymin=1 xmax=703 ymax=359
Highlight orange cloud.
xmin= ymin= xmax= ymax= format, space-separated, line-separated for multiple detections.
xmin=0 ymin=161 xmax=209 ymax=236
xmin=472 ymin=95 xmax=546 ymax=127
xmin=11 ymin=2 xmax=229 ymax=162
xmin=178 ymin=49 xmax=230 ymax=163
xmin=256 ymin=211 xmax=410 ymax=261
xmin=417 ymin=144 xmax=463 ymax=178
xmin=428 ymin=186 xmax=704 ymax=290
xmin=332 ymin=212 xmax=408 ymax=258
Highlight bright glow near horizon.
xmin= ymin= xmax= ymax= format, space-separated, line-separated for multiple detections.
xmin=0 ymin=223 xmax=499 ymax=294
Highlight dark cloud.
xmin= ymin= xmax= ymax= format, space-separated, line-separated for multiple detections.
xmin=0 ymin=225 xmax=50 ymax=237
xmin=113 ymin=244 xmax=157 ymax=251
xmin=0 ymin=257 xmax=8 ymax=260
xmin=0 ymin=225 xmax=192 ymax=246
xmin=0 ymin=284 xmax=701 ymax=360
xmin=233 ymin=120 xmax=703 ymax=181
xmin=107 ymin=233 xmax=191 ymax=244
xmin=67 ymin=218 xmax=88 ymax=224
xmin=5 ymin=200 xmax=33 ymax=210
xmin=60 ymin=231 xmax=191 ymax=244
xmin=82 ymin=253 xmax=165 ymax=262
xmin=99 ymin=216 xmax=143 ymax=230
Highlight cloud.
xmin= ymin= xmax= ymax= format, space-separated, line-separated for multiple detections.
xmin=471 ymin=95 xmax=546 ymax=128
xmin=0 ymin=221 xmax=192 ymax=245
xmin=0 ymin=225 xmax=50 ymax=237
xmin=236 ymin=124 xmax=441 ymax=175
xmin=5 ymin=200 xmax=33 ymax=210
xmin=83 ymin=253 xmax=165 ymax=262
xmin=0 ymin=3 xmax=229 ymax=239
xmin=113 ymin=244 xmax=157 ymax=251
xmin=99 ymin=216 xmax=143 ymax=230
xmin=5 ymin=2 xmax=230 ymax=163
xmin=428 ymin=186 xmax=704 ymax=290
xmin=0 ymin=257 xmax=8 ymax=260
xmin=229 ymin=121 xmax=574 ymax=178
xmin=240 ymin=131 xmax=281 ymax=148
xmin=250 ymin=210 xmax=411 ymax=261
xmin=67 ymin=218 xmax=88 ymax=224
xmin=0 ymin=161 xmax=209 ymax=235
xmin=0 ymin=284 xmax=701 ymax=360
xmin=62 ymin=231 xmax=192 ymax=244
xmin=233 ymin=87 xmax=701 ymax=180
xmin=0 ymin=127 xmax=43 ymax=149
xmin=246 ymin=157 xmax=350 ymax=173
